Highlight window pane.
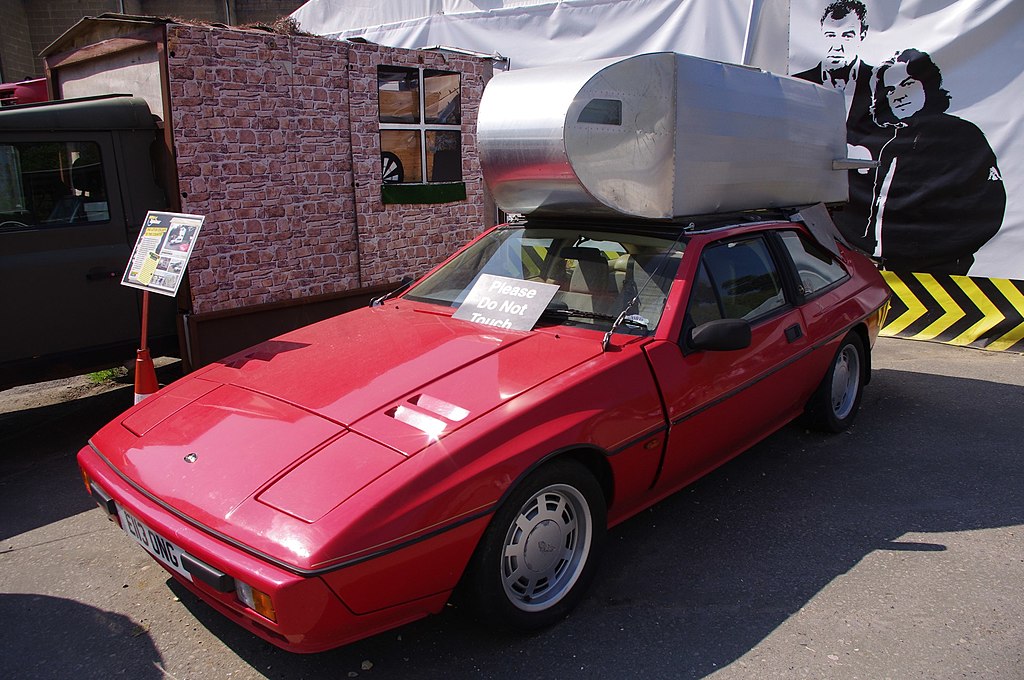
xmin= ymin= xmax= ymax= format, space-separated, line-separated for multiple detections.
xmin=378 ymin=66 xmax=420 ymax=123
xmin=578 ymin=99 xmax=622 ymax=125
xmin=424 ymin=70 xmax=460 ymax=124
xmin=703 ymin=237 xmax=785 ymax=321
xmin=426 ymin=130 xmax=462 ymax=182
xmin=0 ymin=141 xmax=108 ymax=228
xmin=380 ymin=130 xmax=422 ymax=183
xmin=0 ymin=145 xmax=26 ymax=219
xmin=687 ymin=261 xmax=723 ymax=326
xmin=779 ymin=230 xmax=848 ymax=296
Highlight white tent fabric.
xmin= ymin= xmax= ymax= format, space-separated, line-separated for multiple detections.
xmin=292 ymin=0 xmax=792 ymax=72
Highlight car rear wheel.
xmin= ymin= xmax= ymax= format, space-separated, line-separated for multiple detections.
xmin=465 ymin=459 xmax=606 ymax=630
xmin=806 ymin=331 xmax=866 ymax=432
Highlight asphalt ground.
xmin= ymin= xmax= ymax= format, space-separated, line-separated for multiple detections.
xmin=1 ymin=337 xmax=1021 ymax=679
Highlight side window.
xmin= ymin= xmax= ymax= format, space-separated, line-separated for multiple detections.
xmin=378 ymin=66 xmax=462 ymax=186
xmin=779 ymin=230 xmax=848 ymax=297
xmin=0 ymin=141 xmax=108 ymax=229
xmin=577 ymin=98 xmax=622 ymax=125
xmin=687 ymin=261 xmax=723 ymax=326
xmin=701 ymin=236 xmax=786 ymax=321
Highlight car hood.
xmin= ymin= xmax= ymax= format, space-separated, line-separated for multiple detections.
xmin=93 ymin=304 xmax=604 ymax=567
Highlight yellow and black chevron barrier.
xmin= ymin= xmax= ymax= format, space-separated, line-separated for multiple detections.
xmin=880 ymin=271 xmax=1024 ymax=352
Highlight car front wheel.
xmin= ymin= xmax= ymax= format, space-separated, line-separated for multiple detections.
xmin=806 ymin=331 xmax=866 ymax=432
xmin=465 ymin=459 xmax=606 ymax=630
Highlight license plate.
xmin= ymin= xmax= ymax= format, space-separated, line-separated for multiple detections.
xmin=117 ymin=505 xmax=193 ymax=582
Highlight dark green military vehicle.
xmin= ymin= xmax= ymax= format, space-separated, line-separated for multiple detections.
xmin=0 ymin=95 xmax=176 ymax=388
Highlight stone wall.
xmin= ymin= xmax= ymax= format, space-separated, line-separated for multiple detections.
xmin=22 ymin=1 xmax=117 ymax=79
xmin=0 ymin=1 xmax=35 ymax=82
xmin=166 ymin=24 xmax=493 ymax=314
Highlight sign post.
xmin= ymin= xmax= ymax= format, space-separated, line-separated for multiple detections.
xmin=122 ymin=211 xmax=205 ymax=403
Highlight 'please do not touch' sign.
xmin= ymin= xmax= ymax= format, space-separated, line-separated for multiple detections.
xmin=453 ymin=274 xmax=559 ymax=331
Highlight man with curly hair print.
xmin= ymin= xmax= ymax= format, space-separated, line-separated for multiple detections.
xmin=866 ymin=48 xmax=1005 ymax=275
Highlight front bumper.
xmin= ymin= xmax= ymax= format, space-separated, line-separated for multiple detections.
xmin=77 ymin=445 xmax=452 ymax=653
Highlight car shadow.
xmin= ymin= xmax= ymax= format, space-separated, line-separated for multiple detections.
xmin=0 ymin=594 xmax=164 ymax=679
xmin=163 ymin=365 xmax=1024 ymax=678
xmin=0 ymin=361 xmax=182 ymax=541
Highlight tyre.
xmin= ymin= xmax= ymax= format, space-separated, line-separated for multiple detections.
xmin=805 ymin=331 xmax=866 ymax=433
xmin=464 ymin=459 xmax=607 ymax=630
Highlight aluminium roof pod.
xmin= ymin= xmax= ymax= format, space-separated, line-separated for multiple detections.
xmin=478 ymin=52 xmax=850 ymax=220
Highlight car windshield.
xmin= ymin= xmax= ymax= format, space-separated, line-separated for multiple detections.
xmin=404 ymin=223 xmax=686 ymax=334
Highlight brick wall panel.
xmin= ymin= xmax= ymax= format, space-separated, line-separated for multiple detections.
xmin=168 ymin=25 xmax=357 ymax=314
xmin=168 ymin=25 xmax=492 ymax=315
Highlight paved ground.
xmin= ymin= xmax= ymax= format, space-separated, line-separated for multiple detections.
xmin=1 ymin=337 xmax=1021 ymax=679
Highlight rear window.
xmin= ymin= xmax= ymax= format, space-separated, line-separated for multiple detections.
xmin=779 ymin=230 xmax=848 ymax=296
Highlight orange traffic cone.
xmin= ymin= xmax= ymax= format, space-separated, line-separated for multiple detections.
xmin=134 ymin=348 xmax=159 ymax=404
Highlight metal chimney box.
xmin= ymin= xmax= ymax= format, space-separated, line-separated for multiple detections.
xmin=478 ymin=52 xmax=849 ymax=220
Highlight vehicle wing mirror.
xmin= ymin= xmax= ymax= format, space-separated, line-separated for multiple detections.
xmin=687 ymin=319 xmax=752 ymax=351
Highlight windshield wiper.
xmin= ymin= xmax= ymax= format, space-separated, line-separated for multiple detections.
xmin=540 ymin=307 xmax=616 ymax=322
xmin=599 ymin=226 xmax=690 ymax=352
xmin=541 ymin=306 xmax=650 ymax=328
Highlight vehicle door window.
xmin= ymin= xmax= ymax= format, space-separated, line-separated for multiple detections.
xmin=686 ymin=261 xmax=723 ymax=326
xmin=0 ymin=141 xmax=109 ymax=229
xmin=778 ymin=230 xmax=848 ymax=297
xmin=700 ymin=236 xmax=785 ymax=321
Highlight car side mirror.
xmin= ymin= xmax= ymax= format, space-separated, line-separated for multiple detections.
xmin=687 ymin=319 xmax=752 ymax=351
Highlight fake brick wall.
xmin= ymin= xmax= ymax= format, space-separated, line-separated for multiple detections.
xmin=167 ymin=25 xmax=492 ymax=314
xmin=168 ymin=25 xmax=358 ymax=314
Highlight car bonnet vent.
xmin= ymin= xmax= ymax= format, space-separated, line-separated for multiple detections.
xmin=387 ymin=394 xmax=470 ymax=437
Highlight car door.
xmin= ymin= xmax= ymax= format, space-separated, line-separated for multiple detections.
xmin=0 ymin=133 xmax=141 ymax=366
xmin=645 ymin=232 xmax=816 ymax=491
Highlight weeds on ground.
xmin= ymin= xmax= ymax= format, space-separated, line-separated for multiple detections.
xmin=88 ymin=366 xmax=129 ymax=383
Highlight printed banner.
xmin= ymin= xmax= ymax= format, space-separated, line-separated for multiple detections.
xmin=122 ymin=211 xmax=204 ymax=296
xmin=788 ymin=0 xmax=1024 ymax=281
xmin=294 ymin=0 xmax=787 ymax=72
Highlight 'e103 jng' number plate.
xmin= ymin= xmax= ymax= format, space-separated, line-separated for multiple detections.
xmin=116 ymin=505 xmax=193 ymax=582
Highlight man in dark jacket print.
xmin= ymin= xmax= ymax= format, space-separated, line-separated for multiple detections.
xmin=866 ymin=48 xmax=1005 ymax=275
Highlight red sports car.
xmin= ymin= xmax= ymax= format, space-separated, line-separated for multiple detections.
xmin=79 ymin=209 xmax=889 ymax=652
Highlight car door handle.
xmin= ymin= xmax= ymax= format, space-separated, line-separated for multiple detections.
xmin=86 ymin=268 xmax=120 ymax=281
xmin=784 ymin=324 xmax=803 ymax=343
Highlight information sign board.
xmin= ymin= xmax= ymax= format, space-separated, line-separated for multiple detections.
xmin=122 ymin=211 xmax=204 ymax=296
